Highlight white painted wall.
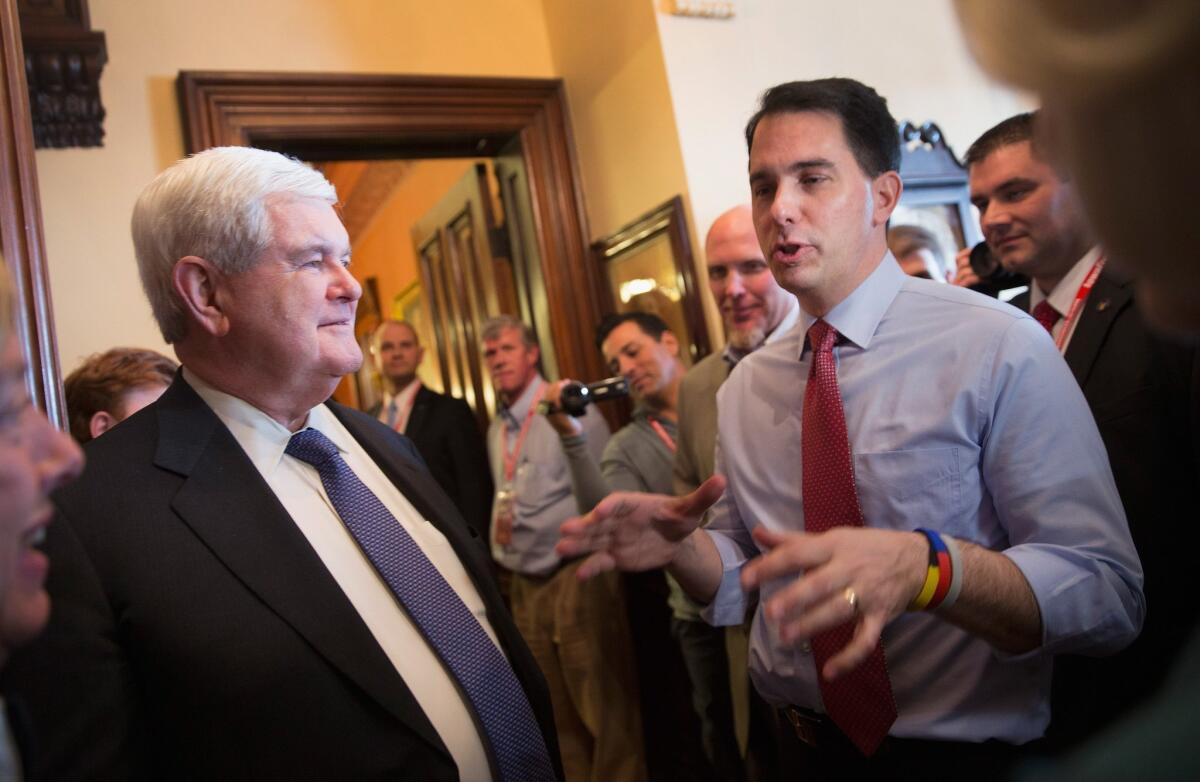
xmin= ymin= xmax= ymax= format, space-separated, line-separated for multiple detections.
xmin=655 ymin=0 xmax=1036 ymax=264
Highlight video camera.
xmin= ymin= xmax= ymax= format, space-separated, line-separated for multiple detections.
xmin=537 ymin=376 xmax=630 ymax=417
xmin=967 ymin=241 xmax=1029 ymax=297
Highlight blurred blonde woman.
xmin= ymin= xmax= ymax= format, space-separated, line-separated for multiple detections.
xmin=0 ymin=265 xmax=82 ymax=778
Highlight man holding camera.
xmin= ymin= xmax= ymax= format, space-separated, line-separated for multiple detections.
xmin=963 ymin=112 xmax=1200 ymax=748
xmin=480 ymin=315 xmax=646 ymax=782
xmin=541 ymin=311 xmax=712 ymax=780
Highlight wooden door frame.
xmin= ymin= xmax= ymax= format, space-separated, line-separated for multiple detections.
xmin=0 ymin=0 xmax=63 ymax=426
xmin=177 ymin=71 xmax=610 ymax=391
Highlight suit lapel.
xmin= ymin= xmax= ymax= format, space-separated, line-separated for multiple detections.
xmin=330 ymin=402 xmax=561 ymax=764
xmin=1064 ymin=271 xmax=1133 ymax=387
xmin=331 ymin=403 xmax=494 ymax=587
xmin=153 ymin=379 xmax=450 ymax=761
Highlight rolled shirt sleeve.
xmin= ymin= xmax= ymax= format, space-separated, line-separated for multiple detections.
xmin=982 ymin=318 xmax=1144 ymax=657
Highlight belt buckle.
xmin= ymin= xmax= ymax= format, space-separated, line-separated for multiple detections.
xmin=785 ymin=707 xmax=821 ymax=748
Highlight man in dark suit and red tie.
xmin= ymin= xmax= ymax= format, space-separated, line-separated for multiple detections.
xmin=961 ymin=112 xmax=1200 ymax=749
xmin=369 ymin=319 xmax=493 ymax=539
xmin=2 ymin=146 xmax=562 ymax=782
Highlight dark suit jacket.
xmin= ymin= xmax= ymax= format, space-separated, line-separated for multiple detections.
xmin=370 ymin=386 xmax=493 ymax=540
xmin=1015 ymin=268 xmax=1200 ymax=746
xmin=1 ymin=376 xmax=562 ymax=781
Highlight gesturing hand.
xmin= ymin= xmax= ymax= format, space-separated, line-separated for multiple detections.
xmin=557 ymin=475 xmax=726 ymax=579
xmin=743 ymin=526 xmax=927 ymax=681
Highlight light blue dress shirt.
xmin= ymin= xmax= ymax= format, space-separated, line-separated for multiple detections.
xmin=701 ymin=253 xmax=1144 ymax=744
xmin=488 ymin=375 xmax=610 ymax=575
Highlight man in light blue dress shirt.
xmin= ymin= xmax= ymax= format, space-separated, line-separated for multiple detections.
xmin=559 ymin=78 xmax=1143 ymax=777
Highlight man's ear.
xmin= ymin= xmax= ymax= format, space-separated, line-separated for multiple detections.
xmin=88 ymin=410 xmax=119 ymax=440
xmin=660 ymin=330 xmax=680 ymax=357
xmin=172 ymin=256 xmax=230 ymax=337
xmin=870 ymin=171 xmax=903 ymax=227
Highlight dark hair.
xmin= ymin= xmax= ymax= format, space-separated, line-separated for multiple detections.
xmin=964 ymin=112 xmax=1038 ymax=168
xmin=744 ymin=78 xmax=900 ymax=177
xmin=595 ymin=312 xmax=669 ymax=350
xmin=65 ymin=347 xmax=178 ymax=443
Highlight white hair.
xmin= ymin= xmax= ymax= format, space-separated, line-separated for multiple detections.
xmin=130 ymin=146 xmax=338 ymax=343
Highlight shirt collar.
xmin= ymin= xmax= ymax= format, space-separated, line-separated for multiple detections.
xmin=797 ymin=251 xmax=904 ymax=358
xmin=383 ymin=379 xmax=421 ymax=411
xmin=1029 ymin=246 xmax=1103 ymax=315
xmin=182 ymin=367 xmax=348 ymax=474
xmin=722 ymin=292 xmax=802 ymax=367
xmin=500 ymin=374 xmax=546 ymax=429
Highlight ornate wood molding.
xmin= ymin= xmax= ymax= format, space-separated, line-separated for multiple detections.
xmin=1 ymin=0 xmax=64 ymax=424
xmin=177 ymin=71 xmax=608 ymax=390
xmin=17 ymin=0 xmax=107 ymax=148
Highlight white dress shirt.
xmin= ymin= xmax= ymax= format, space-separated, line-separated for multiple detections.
xmin=377 ymin=379 xmax=422 ymax=433
xmin=1028 ymin=245 xmax=1103 ymax=352
xmin=700 ymin=254 xmax=1142 ymax=744
xmin=185 ymin=370 xmax=496 ymax=781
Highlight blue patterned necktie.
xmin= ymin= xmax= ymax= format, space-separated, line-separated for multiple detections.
xmin=285 ymin=428 xmax=556 ymax=782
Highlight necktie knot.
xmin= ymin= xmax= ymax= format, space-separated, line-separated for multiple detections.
xmin=285 ymin=428 xmax=339 ymax=467
xmin=808 ymin=319 xmax=838 ymax=354
xmin=1032 ymin=300 xmax=1061 ymax=334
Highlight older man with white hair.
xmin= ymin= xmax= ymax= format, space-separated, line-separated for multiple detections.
xmin=4 ymin=147 xmax=561 ymax=782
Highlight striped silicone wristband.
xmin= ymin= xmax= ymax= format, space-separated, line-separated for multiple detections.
xmin=909 ymin=528 xmax=953 ymax=611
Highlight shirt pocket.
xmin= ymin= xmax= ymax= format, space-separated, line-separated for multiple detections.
xmin=513 ymin=453 xmax=569 ymax=518
xmin=852 ymin=447 xmax=965 ymax=536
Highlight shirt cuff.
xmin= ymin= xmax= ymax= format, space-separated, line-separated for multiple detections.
xmin=698 ymin=529 xmax=751 ymax=627
xmin=1003 ymin=545 xmax=1142 ymax=659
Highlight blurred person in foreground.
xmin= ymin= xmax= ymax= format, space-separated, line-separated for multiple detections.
xmin=953 ymin=0 xmax=1200 ymax=332
xmin=954 ymin=2 xmax=1200 ymax=778
xmin=64 ymin=347 xmax=176 ymax=444
xmin=558 ymin=77 xmax=1143 ymax=780
xmin=0 ymin=266 xmax=83 ymax=779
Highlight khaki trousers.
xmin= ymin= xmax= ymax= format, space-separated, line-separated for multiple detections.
xmin=510 ymin=562 xmax=647 ymax=782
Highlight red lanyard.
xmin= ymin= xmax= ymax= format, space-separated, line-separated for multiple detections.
xmin=502 ymin=381 xmax=544 ymax=484
xmin=1054 ymin=255 xmax=1106 ymax=353
xmin=648 ymin=417 xmax=676 ymax=453
xmin=390 ymin=380 xmax=421 ymax=433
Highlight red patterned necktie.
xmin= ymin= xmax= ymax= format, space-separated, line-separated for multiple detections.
xmin=801 ymin=319 xmax=898 ymax=756
xmin=1032 ymin=300 xmax=1061 ymax=334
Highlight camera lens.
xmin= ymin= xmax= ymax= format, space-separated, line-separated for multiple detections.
xmin=559 ymin=382 xmax=590 ymax=417
xmin=969 ymin=241 xmax=1000 ymax=279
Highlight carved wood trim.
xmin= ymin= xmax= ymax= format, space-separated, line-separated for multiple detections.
xmin=177 ymin=71 xmax=608 ymax=391
xmin=17 ymin=0 xmax=107 ymax=148
xmin=0 ymin=0 xmax=63 ymax=424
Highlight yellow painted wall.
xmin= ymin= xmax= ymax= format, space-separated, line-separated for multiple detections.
xmin=39 ymin=0 xmax=556 ymax=371
xmin=346 ymin=159 xmax=477 ymax=318
xmin=540 ymin=0 xmax=692 ymax=241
